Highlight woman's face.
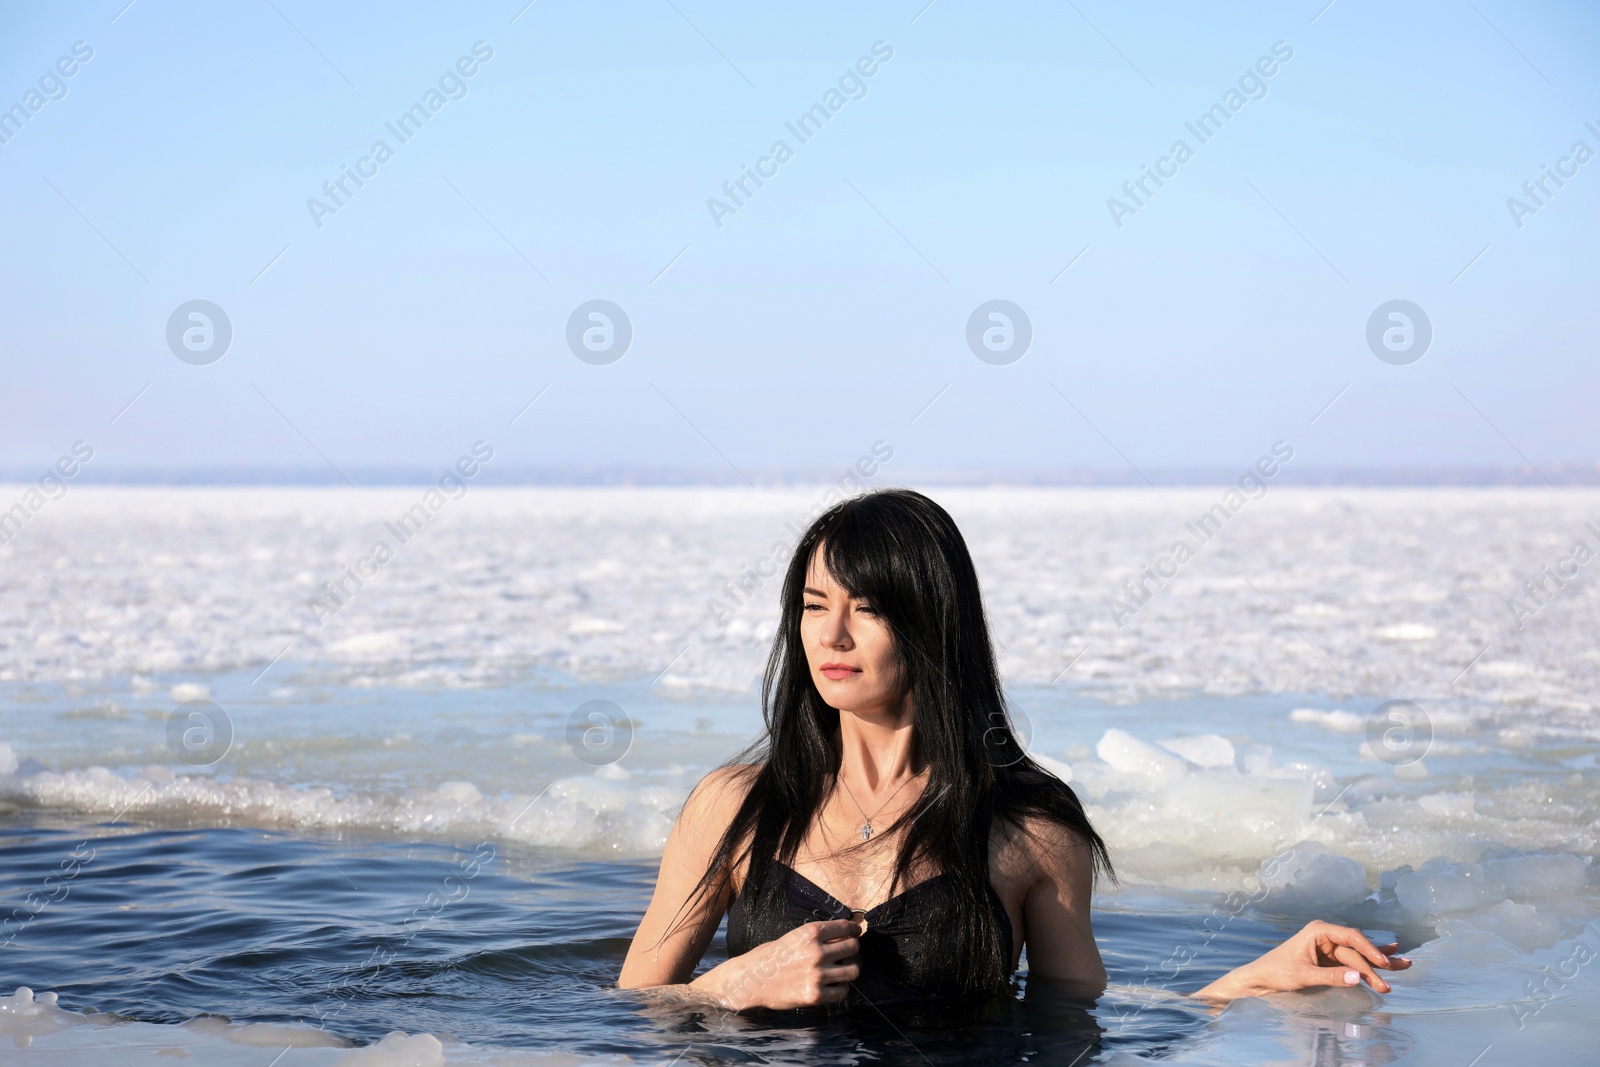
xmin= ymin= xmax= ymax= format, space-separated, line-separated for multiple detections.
xmin=800 ymin=545 xmax=904 ymax=717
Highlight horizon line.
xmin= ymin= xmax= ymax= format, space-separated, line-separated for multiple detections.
xmin=2 ymin=461 xmax=1598 ymax=488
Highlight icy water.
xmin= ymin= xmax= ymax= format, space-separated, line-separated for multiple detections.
xmin=0 ymin=816 xmax=1210 ymax=1064
xmin=1 ymin=487 xmax=1598 ymax=1063
xmin=1 ymin=676 xmax=1595 ymax=1065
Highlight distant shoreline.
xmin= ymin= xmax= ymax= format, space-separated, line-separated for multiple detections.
xmin=1 ymin=463 xmax=1595 ymax=488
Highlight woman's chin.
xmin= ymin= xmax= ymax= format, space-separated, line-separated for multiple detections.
xmin=826 ymin=694 xmax=905 ymax=720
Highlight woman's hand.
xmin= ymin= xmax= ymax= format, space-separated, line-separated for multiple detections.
xmin=1195 ymin=920 xmax=1413 ymax=1003
xmin=693 ymin=919 xmax=862 ymax=1010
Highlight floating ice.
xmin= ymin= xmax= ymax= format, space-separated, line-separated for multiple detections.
xmin=1096 ymin=728 xmax=1191 ymax=787
xmin=435 ymin=781 xmax=483 ymax=805
xmin=1395 ymin=859 xmax=1507 ymax=918
xmin=0 ymin=751 xmax=686 ymax=855
xmin=1372 ymin=624 xmax=1438 ymax=641
xmin=0 ymin=987 xmax=66 ymax=1042
xmin=1156 ymin=734 xmax=1235 ymax=768
xmin=1289 ymin=708 xmax=1365 ymax=733
xmin=1256 ymin=840 xmax=1370 ymax=911
xmin=0 ymin=986 xmax=58 ymax=1017
xmin=0 ymin=985 xmax=637 ymax=1063
xmin=1441 ymin=899 xmax=1563 ymax=952
xmin=338 ymin=1031 xmax=445 ymax=1066
xmin=2 ymin=488 xmax=1596 ymax=743
xmin=1485 ymin=853 xmax=1588 ymax=899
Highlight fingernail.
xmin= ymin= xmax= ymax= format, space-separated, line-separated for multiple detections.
xmin=1344 ymin=970 xmax=1360 ymax=985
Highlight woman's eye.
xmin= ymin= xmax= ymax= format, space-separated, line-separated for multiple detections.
xmin=803 ymin=603 xmax=823 ymax=612
xmin=856 ymin=604 xmax=878 ymax=616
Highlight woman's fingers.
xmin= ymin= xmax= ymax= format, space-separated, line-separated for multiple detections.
xmin=815 ymin=979 xmax=850 ymax=1004
xmin=1314 ymin=925 xmax=1413 ymax=974
xmin=1331 ymin=944 xmax=1390 ymax=993
xmin=819 ymin=936 xmax=859 ymax=963
xmin=813 ymin=919 xmax=862 ymax=942
xmin=820 ymin=961 xmax=861 ymax=984
xmin=1373 ymin=942 xmax=1413 ymax=970
xmin=1299 ymin=963 xmax=1370 ymax=990
xmin=1311 ymin=922 xmax=1391 ymax=968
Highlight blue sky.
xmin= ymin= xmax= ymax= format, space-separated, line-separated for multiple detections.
xmin=1 ymin=0 xmax=1596 ymax=479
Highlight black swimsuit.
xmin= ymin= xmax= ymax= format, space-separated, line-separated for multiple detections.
xmin=725 ymin=858 xmax=1015 ymax=1008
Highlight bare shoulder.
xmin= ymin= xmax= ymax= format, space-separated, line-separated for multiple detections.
xmin=992 ymin=812 xmax=1098 ymax=892
xmin=675 ymin=764 xmax=763 ymax=883
xmin=994 ymin=813 xmax=1105 ymax=983
xmin=683 ymin=763 xmax=762 ymax=822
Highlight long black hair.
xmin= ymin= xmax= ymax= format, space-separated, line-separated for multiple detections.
xmin=680 ymin=488 xmax=1112 ymax=992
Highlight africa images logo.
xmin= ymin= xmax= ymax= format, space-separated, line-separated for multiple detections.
xmin=166 ymin=300 xmax=233 ymax=365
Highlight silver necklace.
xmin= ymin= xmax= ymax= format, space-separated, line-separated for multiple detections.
xmin=837 ymin=768 xmax=923 ymax=841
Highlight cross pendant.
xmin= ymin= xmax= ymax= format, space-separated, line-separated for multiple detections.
xmin=859 ymin=822 xmax=873 ymax=841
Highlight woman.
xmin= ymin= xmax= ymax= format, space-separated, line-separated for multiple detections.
xmin=618 ymin=489 xmax=1409 ymax=1011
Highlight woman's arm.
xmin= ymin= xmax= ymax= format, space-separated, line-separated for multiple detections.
xmin=1011 ymin=819 xmax=1412 ymax=1003
xmin=1004 ymin=817 xmax=1411 ymax=1004
xmin=1193 ymin=920 xmax=1411 ymax=1003
xmin=618 ymin=766 xmax=749 ymax=998
xmin=617 ymin=766 xmax=863 ymax=1010
xmin=1013 ymin=817 xmax=1108 ymax=989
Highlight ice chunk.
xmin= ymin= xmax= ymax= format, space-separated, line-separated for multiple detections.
xmin=0 ymin=986 xmax=63 ymax=1040
xmin=169 ymin=682 xmax=211 ymax=702
xmin=0 ymin=987 xmax=47 ymax=1015
xmin=1394 ymin=760 xmax=1429 ymax=781
xmin=1096 ymin=728 xmax=1189 ymax=787
xmin=1373 ymin=623 xmax=1437 ymax=641
xmin=1109 ymin=775 xmax=1316 ymax=867
xmin=498 ymin=776 xmax=680 ymax=851
xmin=1484 ymin=854 xmax=1589 ymax=900
xmin=1478 ymin=659 xmax=1531 ymax=677
xmin=139 ymin=765 xmax=178 ymax=786
xmin=183 ymin=1016 xmax=351 ymax=1048
xmin=1417 ymin=793 xmax=1475 ymax=819
xmin=329 ymin=633 xmax=403 ymax=654
xmin=1156 ymin=734 xmax=1235 ymax=769
xmin=1256 ymin=840 xmax=1370 ymax=911
xmin=1238 ymin=745 xmax=1276 ymax=775
xmin=435 ymin=781 xmax=482 ymax=805
xmin=0 ymin=743 xmax=15 ymax=776
xmin=1395 ymin=860 xmax=1505 ymax=918
xmin=1289 ymin=708 xmax=1365 ymax=732
xmin=336 ymin=1031 xmax=445 ymax=1066
xmin=568 ymin=617 xmax=625 ymax=636
xmin=1270 ymin=760 xmax=1340 ymax=803
xmin=1435 ymin=899 xmax=1562 ymax=953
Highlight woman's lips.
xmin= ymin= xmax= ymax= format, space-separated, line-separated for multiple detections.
xmin=820 ymin=665 xmax=861 ymax=680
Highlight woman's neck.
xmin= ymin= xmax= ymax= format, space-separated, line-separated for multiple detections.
xmin=835 ymin=696 xmax=922 ymax=795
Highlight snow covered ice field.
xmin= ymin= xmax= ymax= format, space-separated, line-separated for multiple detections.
xmin=0 ymin=485 xmax=1595 ymax=1065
